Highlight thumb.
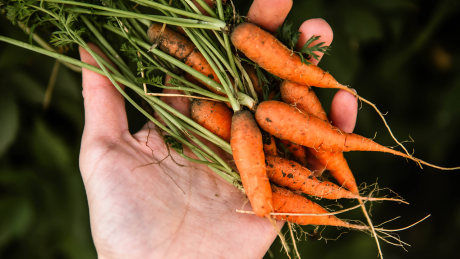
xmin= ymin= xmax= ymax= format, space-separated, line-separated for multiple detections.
xmin=79 ymin=43 xmax=128 ymax=141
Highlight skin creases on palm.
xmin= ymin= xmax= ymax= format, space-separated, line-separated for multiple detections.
xmin=81 ymin=120 xmax=280 ymax=258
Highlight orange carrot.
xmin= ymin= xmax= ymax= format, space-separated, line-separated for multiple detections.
xmin=271 ymin=185 xmax=366 ymax=229
xmin=280 ymin=80 xmax=327 ymax=121
xmin=262 ymin=131 xmax=277 ymax=156
xmin=309 ymin=150 xmax=358 ymax=193
xmin=147 ymin=23 xmax=195 ymax=60
xmin=231 ymin=110 xmax=272 ymax=217
xmin=190 ymin=99 xmax=233 ymax=142
xmin=255 ymin=100 xmax=455 ymax=169
xmin=267 ymin=155 xmax=357 ymax=200
xmin=281 ymin=80 xmax=357 ymax=191
xmin=280 ymin=140 xmax=307 ymax=167
xmin=231 ymin=23 xmax=352 ymax=95
xmin=266 ymin=155 xmax=401 ymax=202
xmin=256 ymin=100 xmax=406 ymax=155
xmin=303 ymin=148 xmax=327 ymax=177
xmin=148 ymin=23 xmax=225 ymax=96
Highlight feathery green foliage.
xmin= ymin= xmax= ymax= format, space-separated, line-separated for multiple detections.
xmin=277 ymin=20 xmax=331 ymax=64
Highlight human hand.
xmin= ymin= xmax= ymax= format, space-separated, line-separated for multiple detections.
xmin=78 ymin=0 xmax=357 ymax=258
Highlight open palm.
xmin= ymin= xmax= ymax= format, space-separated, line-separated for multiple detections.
xmin=78 ymin=0 xmax=357 ymax=258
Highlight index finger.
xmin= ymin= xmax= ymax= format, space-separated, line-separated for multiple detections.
xmin=79 ymin=43 xmax=128 ymax=139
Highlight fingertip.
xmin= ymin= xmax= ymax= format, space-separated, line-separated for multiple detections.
xmin=247 ymin=0 xmax=293 ymax=34
xmin=329 ymin=90 xmax=358 ymax=133
xmin=297 ymin=18 xmax=333 ymax=65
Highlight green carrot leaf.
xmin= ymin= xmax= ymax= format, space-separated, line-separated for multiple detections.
xmin=121 ymin=43 xmax=143 ymax=62
xmin=298 ymin=35 xmax=331 ymax=62
xmin=276 ymin=20 xmax=300 ymax=50
xmin=276 ymin=21 xmax=331 ymax=65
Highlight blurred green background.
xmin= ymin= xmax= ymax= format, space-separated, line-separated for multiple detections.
xmin=1 ymin=0 xmax=460 ymax=258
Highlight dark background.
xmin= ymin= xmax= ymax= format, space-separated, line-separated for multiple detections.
xmin=1 ymin=0 xmax=460 ymax=258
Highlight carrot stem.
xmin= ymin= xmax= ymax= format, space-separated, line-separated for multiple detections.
xmin=48 ymin=0 xmax=226 ymax=29
xmin=17 ymin=22 xmax=82 ymax=73
xmin=151 ymin=103 xmax=230 ymax=169
xmin=144 ymin=85 xmax=238 ymax=175
xmin=194 ymin=0 xmax=219 ymax=18
xmin=216 ymin=0 xmax=243 ymax=93
xmin=182 ymin=0 xmax=202 ymax=14
xmin=213 ymin=30 xmax=227 ymax=48
xmin=237 ymin=92 xmax=256 ymax=111
xmin=234 ymin=57 xmax=259 ymax=102
xmin=0 ymin=35 xmax=236 ymax=156
xmin=149 ymin=96 xmax=233 ymax=154
xmin=154 ymin=84 xmax=230 ymax=102
xmin=101 ymin=24 xmax=206 ymax=94
xmin=191 ymin=29 xmax=235 ymax=79
xmin=151 ymin=1 xmax=241 ymax=108
xmin=118 ymin=1 xmax=150 ymax=42
xmin=191 ymin=29 xmax=235 ymax=89
xmin=81 ymin=17 xmax=136 ymax=83
xmin=155 ymin=0 xmax=175 ymax=17
xmin=134 ymin=0 xmax=224 ymax=26
xmin=153 ymin=104 xmax=243 ymax=191
xmin=183 ymin=27 xmax=240 ymax=111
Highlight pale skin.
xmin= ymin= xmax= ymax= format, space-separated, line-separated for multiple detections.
xmin=78 ymin=0 xmax=358 ymax=258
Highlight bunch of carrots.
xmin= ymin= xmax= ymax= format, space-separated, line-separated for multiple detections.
xmin=150 ymin=19 xmax=458 ymax=253
xmin=1 ymin=0 xmax=458 ymax=257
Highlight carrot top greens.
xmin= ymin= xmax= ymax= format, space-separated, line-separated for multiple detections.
xmin=277 ymin=20 xmax=331 ymax=64
xmin=1 ymin=0 xmax=248 ymax=190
